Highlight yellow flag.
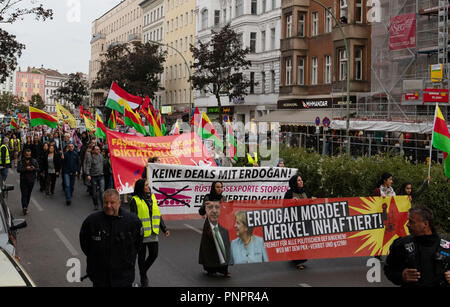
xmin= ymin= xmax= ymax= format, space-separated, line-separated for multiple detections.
xmin=82 ymin=114 xmax=96 ymax=132
xmin=56 ymin=102 xmax=77 ymax=128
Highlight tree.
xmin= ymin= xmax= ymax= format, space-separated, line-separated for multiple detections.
xmin=0 ymin=1 xmax=53 ymax=83
xmin=29 ymin=93 xmax=45 ymax=110
xmin=0 ymin=92 xmax=25 ymax=114
xmin=190 ymin=24 xmax=253 ymax=127
xmin=92 ymin=41 xmax=166 ymax=99
xmin=54 ymin=73 xmax=89 ymax=108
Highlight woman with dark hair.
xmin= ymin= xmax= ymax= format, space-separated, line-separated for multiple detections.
xmin=129 ymin=178 xmax=170 ymax=287
xmin=284 ymin=175 xmax=316 ymax=270
xmin=199 ymin=181 xmax=226 ymax=216
xmin=42 ymin=144 xmax=62 ymax=196
xmin=373 ymin=172 xmax=396 ymax=197
xmin=398 ymin=176 xmax=430 ymax=203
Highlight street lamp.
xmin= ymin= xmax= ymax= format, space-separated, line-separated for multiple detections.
xmin=146 ymin=39 xmax=194 ymax=123
xmin=311 ymin=0 xmax=351 ymax=155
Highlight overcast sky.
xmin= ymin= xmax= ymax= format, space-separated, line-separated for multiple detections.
xmin=3 ymin=0 xmax=122 ymax=75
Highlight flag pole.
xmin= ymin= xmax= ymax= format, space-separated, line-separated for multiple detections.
xmin=428 ymin=103 xmax=438 ymax=178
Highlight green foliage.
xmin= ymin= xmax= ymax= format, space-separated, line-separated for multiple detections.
xmin=273 ymin=147 xmax=449 ymax=234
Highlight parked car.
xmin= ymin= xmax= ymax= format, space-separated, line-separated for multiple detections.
xmin=0 ymin=246 xmax=35 ymax=287
xmin=0 ymin=183 xmax=27 ymax=257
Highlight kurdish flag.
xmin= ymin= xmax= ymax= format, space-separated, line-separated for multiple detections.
xmin=106 ymin=82 xmax=143 ymax=114
xmin=432 ymin=104 xmax=450 ymax=178
xmin=29 ymin=106 xmax=58 ymax=128
xmin=108 ymin=111 xmax=116 ymax=129
xmin=226 ymin=119 xmax=238 ymax=161
xmin=96 ymin=112 xmax=107 ymax=139
xmin=198 ymin=112 xmax=224 ymax=149
xmin=10 ymin=118 xmax=18 ymax=130
xmin=124 ymin=102 xmax=147 ymax=136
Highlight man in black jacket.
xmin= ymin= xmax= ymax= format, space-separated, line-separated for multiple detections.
xmin=79 ymin=189 xmax=143 ymax=287
xmin=384 ymin=206 xmax=450 ymax=287
xmin=17 ymin=148 xmax=39 ymax=215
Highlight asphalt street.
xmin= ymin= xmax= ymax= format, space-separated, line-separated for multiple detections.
xmin=5 ymin=168 xmax=395 ymax=287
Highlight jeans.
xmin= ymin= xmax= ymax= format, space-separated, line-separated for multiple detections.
xmin=63 ymin=173 xmax=76 ymax=201
xmin=20 ymin=180 xmax=34 ymax=209
xmin=91 ymin=176 xmax=105 ymax=208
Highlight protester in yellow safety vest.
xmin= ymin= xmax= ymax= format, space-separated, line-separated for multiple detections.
xmin=0 ymin=137 xmax=11 ymax=183
xmin=10 ymin=134 xmax=21 ymax=168
xmin=129 ymin=178 xmax=170 ymax=287
xmin=247 ymin=152 xmax=259 ymax=167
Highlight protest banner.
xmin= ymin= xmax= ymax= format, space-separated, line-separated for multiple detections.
xmin=219 ymin=196 xmax=411 ymax=264
xmin=148 ymin=164 xmax=297 ymax=220
xmin=106 ymin=130 xmax=216 ymax=194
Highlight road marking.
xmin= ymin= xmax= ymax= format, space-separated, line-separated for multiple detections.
xmin=298 ymin=283 xmax=312 ymax=287
xmin=54 ymin=228 xmax=79 ymax=257
xmin=184 ymin=223 xmax=202 ymax=235
xmin=31 ymin=197 xmax=44 ymax=212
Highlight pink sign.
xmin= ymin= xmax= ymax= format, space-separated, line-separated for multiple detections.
xmin=389 ymin=13 xmax=416 ymax=50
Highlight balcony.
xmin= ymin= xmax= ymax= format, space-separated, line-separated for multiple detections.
xmin=281 ymin=36 xmax=308 ymax=51
xmin=90 ymin=33 xmax=106 ymax=44
xmin=332 ymin=23 xmax=371 ymax=42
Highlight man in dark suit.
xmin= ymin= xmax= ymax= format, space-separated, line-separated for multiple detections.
xmin=199 ymin=201 xmax=231 ymax=278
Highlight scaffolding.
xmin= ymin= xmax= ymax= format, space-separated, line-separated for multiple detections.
xmin=365 ymin=0 xmax=450 ymax=122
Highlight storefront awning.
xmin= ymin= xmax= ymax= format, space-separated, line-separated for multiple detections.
xmin=255 ymin=109 xmax=345 ymax=126
xmin=330 ymin=120 xmax=450 ymax=134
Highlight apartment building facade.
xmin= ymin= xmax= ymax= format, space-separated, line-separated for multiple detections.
xmin=272 ymin=0 xmax=371 ymax=125
xmin=140 ymin=0 xmax=165 ymax=110
xmin=15 ymin=67 xmax=46 ymax=105
xmin=0 ymin=70 xmax=16 ymax=96
xmin=89 ymin=0 xmax=143 ymax=107
xmin=195 ymin=0 xmax=282 ymax=125
xmin=37 ymin=68 xmax=71 ymax=114
xmin=162 ymin=0 xmax=197 ymax=120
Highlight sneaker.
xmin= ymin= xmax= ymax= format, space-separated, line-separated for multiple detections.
xmin=66 ymin=200 xmax=71 ymax=206
xmin=22 ymin=208 xmax=28 ymax=216
xmin=140 ymin=276 xmax=149 ymax=287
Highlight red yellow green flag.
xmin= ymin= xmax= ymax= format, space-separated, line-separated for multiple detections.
xmin=96 ymin=113 xmax=107 ymax=139
xmin=10 ymin=118 xmax=18 ymax=130
xmin=226 ymin=119 xmax=237 ymax=161
xmin=432 ymin=104 xmax=450 ymax=178
xmin=198 ymin=112 xmax=224 ymax=149
xmin=124 ymin=102 xmax=148 ymax=136
xmin=108 ymin=111 xmax=116 ymax=129
xmin=29 ymin=106 xmax=58 ymax=128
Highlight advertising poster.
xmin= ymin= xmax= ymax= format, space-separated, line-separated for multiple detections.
xmin=219 ymin=196 xmax=411 ymax=264
xmin=389 ymin=13 xmax=416 ymax=50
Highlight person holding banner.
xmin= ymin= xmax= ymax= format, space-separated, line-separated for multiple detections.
xmin=199 ymin=200 xmax=231 ymax=278
xmin=373 ymin=172 xmax=396 ymax=197
xmin=129 ymin=179 xmax=170 ymax=287
xmin=230 ymin=211 xmax=268 ymax=264
xmin=398 ymin=176 xmax=430 ymax=203
xmin=284 ymin=175 xmax=316 ymax=270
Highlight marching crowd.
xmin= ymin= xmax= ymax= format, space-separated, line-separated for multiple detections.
xmin=0 ymin=124 xmax=114 ymax=214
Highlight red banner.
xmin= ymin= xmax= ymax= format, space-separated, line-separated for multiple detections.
xmin=423 ymin=88 xmax=449 ymax=104
xmin=106 ymin=130 xmax=216 ymax=194
xmin=389 ymin=13 xmax=416 ymax=50
xmin=219 ymin=196 xmax=411 ymax=264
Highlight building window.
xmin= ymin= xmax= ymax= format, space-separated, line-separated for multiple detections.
xmin=261 ymin=71 xmax=266 ymax=94
xmin=324 ymin=55 xmax=331 ymax=84
xmin=298 ymin=12 xmax=305 ymax=37
xmin=271 ymin=70 xmax=276 ymax=92
xmin=339 ymin=49 xmax=347 ymax=81
xmin=250 ymin=32 xmax=257 ymax=53
xmin=201 ymin=9 xmax=208 ymax=30
xmin=214 ymin=10 xmax=220 ymax=26
xmin=286 ymin=14 xmax=292 ymax=37
xmin=355 ymin=48 xmax=363 ymax=80
xmin=340 ymin=0 xmax=348 ymax=23
xmin=285 ymin=58 xmax=292 ymax=86
xmin=235 ymin=0 xmax=243 ymax=17
xmin=312 ymin=57 xmax=318 ymax=85
xmin=325 ymin=8 xmax=332 ymax=33
xmin=272 ymin=0 xmax=276 ymax=10
xmin=297 ymin=57 xmax=304 ymax=85
xmin=250 ymin=72 xmax=255 ymax=94
xmin=312 ymin=12 xmax=319 ymax=36
xmin=270 ymin=28 xmax=276 ymax=50
xmin=251 ymin=0 xmax=257 ymax=15
xmin=356 ymin=0 xmax=363 ymax=23
xmin=262 ymin=0 xmax=266 ymax=13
